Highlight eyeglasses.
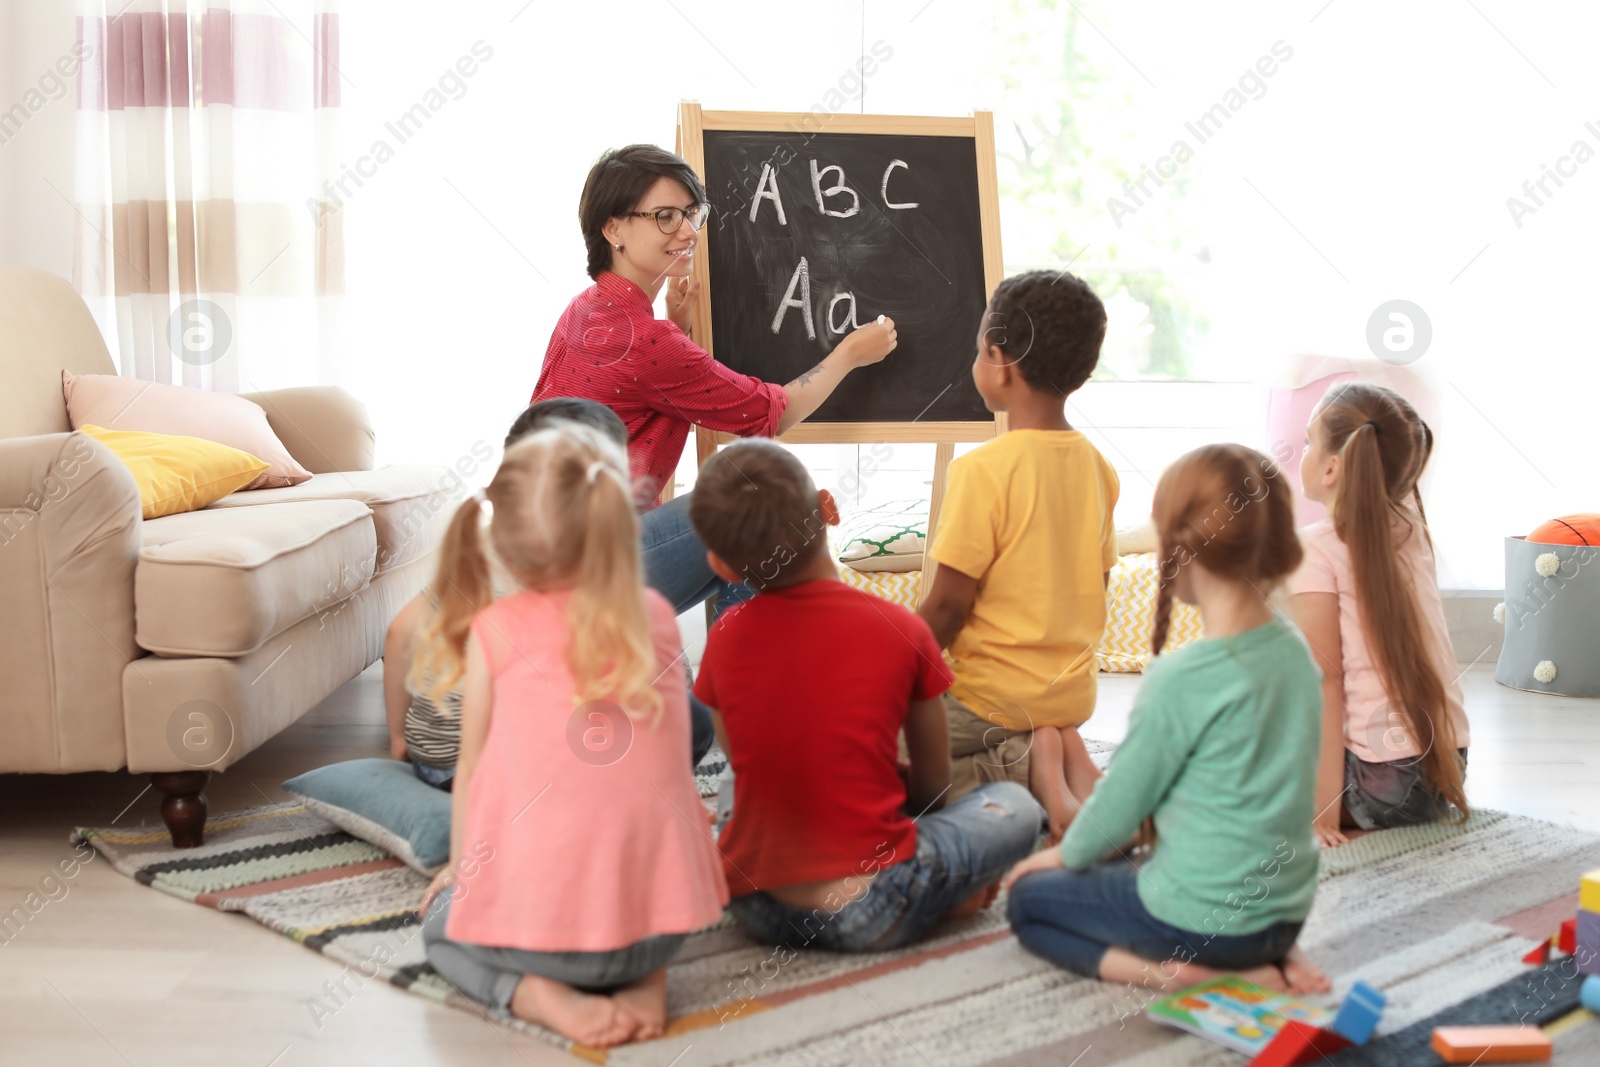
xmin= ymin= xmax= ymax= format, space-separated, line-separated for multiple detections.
xmin=624 ymin=203 xmax=710 ymax=234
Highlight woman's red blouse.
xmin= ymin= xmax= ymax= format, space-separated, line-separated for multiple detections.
xmin=531 ymin=272 xmax=788 ymax=508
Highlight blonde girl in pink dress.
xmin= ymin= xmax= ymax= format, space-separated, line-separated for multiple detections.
xmin=412 ymin=422 xmax=727 ymax=1048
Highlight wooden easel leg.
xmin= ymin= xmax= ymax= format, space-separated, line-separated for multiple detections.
xmin=918 ymin=441 xmax=956 ymax=606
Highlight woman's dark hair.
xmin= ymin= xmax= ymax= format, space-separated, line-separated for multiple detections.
xmin=505 ymin=397 xmax=627 ymax=450
xmin=982 ymin=270 xmax=1107 ymax=398
xmin=579 ymin=144 xmax=708 ymax=280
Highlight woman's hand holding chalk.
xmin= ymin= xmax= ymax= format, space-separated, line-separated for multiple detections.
xmin=840 ymin=315 xmax=897 ymax=367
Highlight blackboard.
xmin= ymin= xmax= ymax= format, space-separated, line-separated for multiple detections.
xmin=691 ymin=120 xmax=998 ymax=428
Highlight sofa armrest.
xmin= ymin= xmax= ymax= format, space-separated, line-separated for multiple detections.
xmin=0 ymin=432 xmax=142 ymax=772
xmin=241 ymin=386 xmax=376 ymax=474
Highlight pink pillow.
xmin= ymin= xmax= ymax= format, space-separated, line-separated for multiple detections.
xmin=62 ymin=371 xmax=312 ymax=490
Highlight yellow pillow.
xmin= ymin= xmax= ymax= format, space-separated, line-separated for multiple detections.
xmin=79 ymin=424 xmax=270 ymax=520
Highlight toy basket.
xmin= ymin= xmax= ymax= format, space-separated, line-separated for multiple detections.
xmin=1495 ymin=536 xmax=1600 ymax=697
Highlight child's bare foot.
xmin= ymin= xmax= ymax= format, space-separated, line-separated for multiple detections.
xmin=1233 ymin=963 xmax=1291 ymax=994
xmin=1058 ymin=725 xmax=1104 ymax=802
xmin=1029 ymin=727 xmax=1079 ymax=843
xmin=1099 ymin=947 xmax=1293 ymax=995
xmin=509 ymin=975 xmax=638 ymax=1048
xmin=1042 ymin=801 xmax=1071 ymax=848
xmin=612 ymin=968 xmax=669 ymax=1041
xmin=1279 ymin=946 xmax=1330 ymax=995
xmin=948 ymin=879 xmax=1002 ymax=920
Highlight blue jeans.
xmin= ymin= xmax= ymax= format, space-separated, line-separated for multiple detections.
xmin=1344 ymin=747 xmax=1468 ymax=831
xmin=728 ymin=782 xmax=1042 ymax=952
xmin=688 ymin=692 xmax=715 ymax=767
xmin=423 ymin=886 xmax=686 ymax=1007
xmin=412 ymin=761 xmax=454 ymax=790
xmin=640 ymin=492 xmax=752 ymax=617
xmin=1007 ymin=860 xmax=1305 ymax=978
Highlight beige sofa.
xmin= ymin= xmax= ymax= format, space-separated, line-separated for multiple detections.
xmin=0 ymin=267 xmax=452 ymax=845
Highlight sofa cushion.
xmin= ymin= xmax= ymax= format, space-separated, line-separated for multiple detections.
xmin=136 ymin=499 xmax=375 ymax=657
xmin=63 ymin=369 xmax=313 ymax=489
xmin=79 ymin=424 xmax=269 ymax=519
xmin=206 ymin=467 xmax=452 ymax=577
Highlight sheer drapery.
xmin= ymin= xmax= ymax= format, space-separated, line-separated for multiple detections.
xmin=74 ymin=0 xmax=342 ymax=391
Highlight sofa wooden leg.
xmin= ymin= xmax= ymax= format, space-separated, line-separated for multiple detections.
xmin=151 ymin=770 xmax=211 ymax=848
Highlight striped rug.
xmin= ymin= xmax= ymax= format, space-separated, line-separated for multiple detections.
xmin=74 ymin=803 xmax=1600 ymax=1064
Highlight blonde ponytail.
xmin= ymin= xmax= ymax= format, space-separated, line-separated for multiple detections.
xmin=472 ymin=425 xmax=665 ymax=723
xmin=408 ymin=496 xmax=494 ymax=708
xmin=567 ymin=456 xmax=663 ymax=722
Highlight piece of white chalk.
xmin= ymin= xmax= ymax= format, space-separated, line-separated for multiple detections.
xmin=876 ymin=315 xmax=885 ymax=325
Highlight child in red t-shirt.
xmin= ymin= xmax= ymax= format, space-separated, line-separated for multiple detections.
xmin=689 ymin=440 xmax=1043 ymax=952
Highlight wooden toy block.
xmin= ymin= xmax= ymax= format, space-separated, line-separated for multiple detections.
xmin=1582 ymin=974 xmax=1600 ymax=1013
xmin=1329 ymin=980 xmax=1385 ymax=1045
xmin=1578 ymin=910 xmax=1600 ymax=976
xmin=1246 ymin=1020 xmax=1352 ymax=1067
xmin=1430 ymin=1025 xmax=1553 ymax=1063
xmin=1557 ymin=917 xmax=1577 ymax=955
xmin=1581 ymin=869 xmax=1600 ymax=914
xmin=1521 ymin=940 xmax=1551 ymax=965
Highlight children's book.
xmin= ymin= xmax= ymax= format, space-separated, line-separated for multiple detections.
xmin=1146 ymin=976 xmax=1333 ymax=1055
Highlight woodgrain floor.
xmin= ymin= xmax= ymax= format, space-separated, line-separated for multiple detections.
xmin=1 ymin=664 xmax=1594 ymax=1066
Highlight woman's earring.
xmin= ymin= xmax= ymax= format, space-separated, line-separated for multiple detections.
xmin=614 ymin=243 xmax=623 ymax=251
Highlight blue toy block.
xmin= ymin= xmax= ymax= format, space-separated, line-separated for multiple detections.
xmin=1581 ymin=974 xmax=1600 ymax=1014
xmin=1330 ymin=980 xmax=1386 ymax=1045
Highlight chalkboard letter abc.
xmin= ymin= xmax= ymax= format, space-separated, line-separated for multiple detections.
xmin=827 ymin=292 xmax=862 ymax=334
xmin=772 ymin=256 xmax=816 ymax=339
xmin=810 ymin=160 xmax=861 ymax=217
xmin=750 ymin=162 xmax=788 ymax=225
xmin=882 ymin=159 xmax=919 ymax=209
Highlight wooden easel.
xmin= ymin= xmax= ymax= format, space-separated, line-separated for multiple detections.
xmin=675 ymin=104 xmax=1007 ymax=603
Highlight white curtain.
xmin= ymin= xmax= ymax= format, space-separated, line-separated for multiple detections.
xmin=73 ymin=0 xmax=343 ymax=394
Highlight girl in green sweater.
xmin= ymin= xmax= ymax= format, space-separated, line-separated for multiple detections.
xmin=1005 ymin=444 xmax=1330 ymax=996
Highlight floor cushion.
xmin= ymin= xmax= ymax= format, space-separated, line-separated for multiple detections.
xmin=282 ymin=758 xmax=450 ymax=874
xmin=838 ymin=550 xmax=1205 ymax=672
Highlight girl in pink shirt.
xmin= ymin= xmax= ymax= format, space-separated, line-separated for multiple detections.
xmin=412 ymin=423 xmax=727 ymax=1048
xmin=1290 ymin=382 xmax=1470 ymax=847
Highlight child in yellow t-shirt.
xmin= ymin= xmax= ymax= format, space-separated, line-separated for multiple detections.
xmin=919 ymin=270 xmax=1119 ymax=842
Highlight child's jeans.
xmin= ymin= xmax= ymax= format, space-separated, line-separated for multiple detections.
xmin=727 ymin=782 xmax=1042 ymax=952
xmin=640 ymin=492 xmax=753 ymax=617
xmin=688 ymin=692 xmax=715 ymax=768
xmin=412 ymin=761 xmax=454 ymax=790
xmin=423 ymin=886 xmax=686 ymax=1009
xmin=1344 ymin=747 xmax=1468 ymax=831
xmin=1007 ymin=860 xmax=1304 ymax=977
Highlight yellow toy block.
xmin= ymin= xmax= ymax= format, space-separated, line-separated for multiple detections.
xmin=1581 ymin=869 xmax=1600 ymax=914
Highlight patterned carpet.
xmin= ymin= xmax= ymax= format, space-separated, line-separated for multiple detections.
xmin=74 ymin=789 xmax=1600 ymax=1064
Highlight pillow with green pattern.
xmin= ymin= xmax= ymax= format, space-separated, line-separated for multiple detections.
xmin=835 ymin=499 xmax=928 ymax=573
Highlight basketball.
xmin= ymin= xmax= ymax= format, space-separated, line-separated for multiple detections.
xmin=1528 ymin=514 xmax=1600 ymax=546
